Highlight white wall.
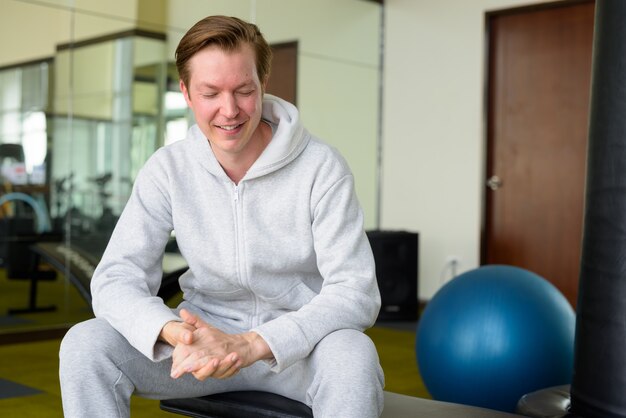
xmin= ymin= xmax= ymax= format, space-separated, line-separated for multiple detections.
xmin=382 ymin=0 xmax=558 ymax=300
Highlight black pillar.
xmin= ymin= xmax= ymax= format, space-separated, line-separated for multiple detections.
xmin=570 ymin=1 xmax=626 ymax=417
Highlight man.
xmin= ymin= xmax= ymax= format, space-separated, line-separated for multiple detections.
xmin=59 ymin=15 xmax=384 ymax=417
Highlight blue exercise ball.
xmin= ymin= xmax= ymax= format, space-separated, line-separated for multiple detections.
xmin=416 ymin=265 xmax=575 ymax=412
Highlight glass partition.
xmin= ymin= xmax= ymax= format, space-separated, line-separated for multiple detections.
xmin=52 ymin=34 xmax=167 ymax=251
xmin=0 ymin=30 xmax=172 ymax=335
xmin=0 ymin=0 xmax=382 ymax=336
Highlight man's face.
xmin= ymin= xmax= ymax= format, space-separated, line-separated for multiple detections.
xmin=180 ymin=43 xmax=265 ymax=161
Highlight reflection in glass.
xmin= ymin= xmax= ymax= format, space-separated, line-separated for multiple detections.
xmin=22 ymin=112 xmax=47 ymax=176
xmin=0 ymin=32 xmax=183 ymax=334
xmin=164 ymin=89 xmax=189 ymax=146
xmin=0 ymin=62 xmax=50 ymax=183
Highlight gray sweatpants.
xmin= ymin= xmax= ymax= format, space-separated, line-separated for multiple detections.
xmin=59 ymin=315 xmax=384 ymax=418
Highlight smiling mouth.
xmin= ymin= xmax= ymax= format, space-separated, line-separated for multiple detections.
xmin=217 ymin=123 xmax=243 ymax=131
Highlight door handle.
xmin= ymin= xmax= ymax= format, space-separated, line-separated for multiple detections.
xmin=486 ymin=175 xmax=502 ymax=190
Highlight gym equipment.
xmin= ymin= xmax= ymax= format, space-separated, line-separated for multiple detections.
xmin=516 ymin=384 xmax=571 ymax=417
xmin=0 ymin=143 xmax=26 ymax=184
xmin=88 ymin=172 xmax=118 ymax=234
xmin=161 ymin=391 xmax=313 ymax=418
xmin=2 ymin=230 xmax=61 ymax=313
xmin=519 ymin=2 xmax=626 ymax=417
xmin=0 ymin=192 xmax=59 ymax=312
xmin=0 ymin=143 xmax=25 ymax=164
xmin=0 ymin=192 xmax=51 ymax=233
xmin=367 ymin=230 xmax=419 ymax=321
xmin=29 ymin=240 xmax=187 ymax=307
xmin=416 ymin=265 xmax=575 ymax=412
xmin=160 ymin=390 xmax=525 ymax=418
xmin=566 ymin=1 xmax=626 ymax=417
xmin=52 ymin=173 xmax=91 ymax=236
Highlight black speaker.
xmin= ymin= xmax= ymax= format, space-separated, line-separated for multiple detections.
xmin=367 ymin=230 xmax=419 ymax=321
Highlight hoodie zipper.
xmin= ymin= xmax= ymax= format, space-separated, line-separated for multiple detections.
xmin=232 ymin=182 xmax=258 ymax=328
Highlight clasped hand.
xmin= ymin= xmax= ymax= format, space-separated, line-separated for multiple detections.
xmin=163 ymin=309 xmax=261 ymax=381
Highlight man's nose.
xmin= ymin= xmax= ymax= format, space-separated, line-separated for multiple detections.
xmin=220 ymin=94 xmax=239 ymax=118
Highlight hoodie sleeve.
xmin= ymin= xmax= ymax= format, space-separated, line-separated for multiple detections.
xmin=90 ymin=156 xmax=181 ymax=361
xmin=252 ymin=169 xmax=381 ymax=372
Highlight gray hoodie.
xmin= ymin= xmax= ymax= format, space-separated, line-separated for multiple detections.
xmin=90 ymin=95 xmax=381 ymax=373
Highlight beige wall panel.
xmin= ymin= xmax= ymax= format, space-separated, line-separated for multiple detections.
xmin=0 ymin=0 xmax=140 ymax=66
xmin=72 ymin=12 xmax=134 ymax=41
xmin=136 ymin=0 xmax=167 ymax=32
xmin=133 ymin=37 xmax=167 ymax=68
xmin=54 ymin=42 xmax=115 ymax=119
xmin=28 ymin=0 xmax=135 ymax=16
xmin=0 ymin=0 xmax=71 ymax=65
xmin=133 ymin=82 xmax=158 ymax=115
xmin=74 ymin=0 xmax=137 ymax=22
xmin=299 ymin=55 xmax=378 ymax=229
xmin=255 ymin=0 xmax=380 ymax=67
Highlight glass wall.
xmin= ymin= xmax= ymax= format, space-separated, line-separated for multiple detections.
xmin=0 ymin=29 xmax=177 ymax=334
xmin=51 ymin=34 xmax=169 ymax=246
xmin=0 ymin=0 xmax=381 ymax=335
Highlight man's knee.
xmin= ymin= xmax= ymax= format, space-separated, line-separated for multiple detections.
xmin=60 ymin=318 xmax=120 ymax=366
xmin=309 ymin=330 xmax=384 ymax=416
xmin=319 ymin=329 xmax=379 ymax=362
xmin=314 ymin=329 xmax=383 ymax=383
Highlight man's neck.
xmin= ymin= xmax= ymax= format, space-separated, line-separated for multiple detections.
xmin=216 ymin=121 xmax=272 ymax=185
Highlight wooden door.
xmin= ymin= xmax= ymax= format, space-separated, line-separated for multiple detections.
xmin=483 ymin=0 xmax=595 ymax=307
xmin=266 ymin=41 xmax=298 ymax=105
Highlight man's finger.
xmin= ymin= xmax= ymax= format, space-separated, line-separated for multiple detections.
xmin=178 ymin=328 xmax=193 ymax=344
xmin=169 ymin=321 xmax=194 ymax=345
xmin=179 ymin=309 xmax=197 ymax=325
xmin=180 ymin=309 xmax=215 ymax=330
xmin=181 ymin=309 xmax=210 ymax=330
xmin=191 ymin=358 xmax=220 ymax=381
xmin=210 ymin=353 xmax=241 ymax=379
xmin=171 ymin=351 xmax=209 ymax=379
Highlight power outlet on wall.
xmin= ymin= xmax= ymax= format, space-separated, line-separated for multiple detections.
xmin=444 ymin=255 xmax=462 ymax=279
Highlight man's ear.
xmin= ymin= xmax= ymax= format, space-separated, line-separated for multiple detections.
xmin=180 ymin=79 xmax=192 ymax=106
xmin=261 ymin=76 xmax=269 ymax=94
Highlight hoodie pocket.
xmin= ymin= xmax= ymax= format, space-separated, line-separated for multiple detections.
xmin=180 ymin=270 xmax=247 ymax=298
xmin=261 ymin=281 xmax=319 ymax=311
